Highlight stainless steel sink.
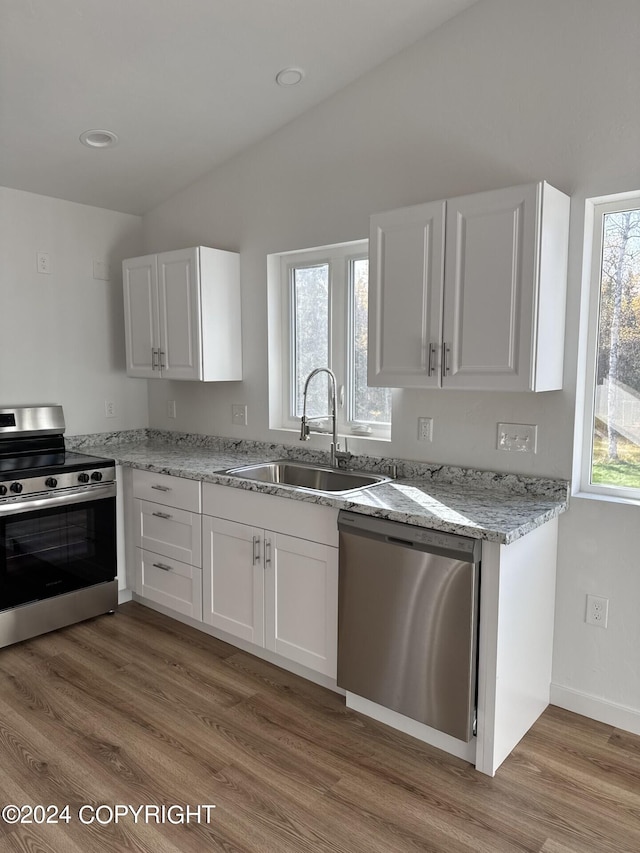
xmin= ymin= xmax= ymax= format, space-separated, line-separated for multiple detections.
xmin=220 ymin=460 xmax=390 ymax=495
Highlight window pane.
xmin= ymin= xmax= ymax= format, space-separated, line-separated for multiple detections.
xmin=591 ymin=208 xmax=640 ymax=488
xmin=293 ymin=264 xmax=329 ymax=418
xmin=350 ymin=258 xmax=392 ymax=425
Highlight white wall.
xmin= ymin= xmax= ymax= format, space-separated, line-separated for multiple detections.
xmin=0 ymin=187 xmax=146 ymax=434
xmin=141 ymin=0 xmax=640 ymax=728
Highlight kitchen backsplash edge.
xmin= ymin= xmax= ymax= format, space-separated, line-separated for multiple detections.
xmin=67 ymin=428 xmax=569 ymax=501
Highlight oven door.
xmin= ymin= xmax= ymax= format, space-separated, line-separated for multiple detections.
xmin=0 ymin=485 xmax=116 ymax=611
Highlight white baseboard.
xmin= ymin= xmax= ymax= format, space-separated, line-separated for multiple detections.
xmin=550 ymin=683 xmax=640 ymax=735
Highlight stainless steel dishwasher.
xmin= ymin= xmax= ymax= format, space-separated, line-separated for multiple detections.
xmin=337 ymin=511 xmax=481 ymax=742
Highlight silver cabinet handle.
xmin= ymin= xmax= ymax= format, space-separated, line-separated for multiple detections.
xmin=151 ymin=484 xmax=171 ymax=492
xmin=152 ymin=511 xmax=172 ymax=520
xmin=159 ymin=349 xmax=166 ymax=369
xmin=427 ymin=342 xmax=436 ymax=376
xmin=152 ymin=348 xmax=159 ymax=370
xmin=153 ymin=562 xmax=172 ymax=572
xmin=252 ymin=535 xmax=261 ymax=566
xmin=442 ymin=342 xmax=451 ymax=377
xmin=265 ymin=538 xmax=272 ymax=567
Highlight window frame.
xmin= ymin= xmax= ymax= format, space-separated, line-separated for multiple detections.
xmin=277 ymin=240 xmax=391 ymax=440
xmin=579 ymin=192 xmax=640 ymax=501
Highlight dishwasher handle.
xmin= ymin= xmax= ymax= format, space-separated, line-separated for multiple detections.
xmin=338 ymin=510 xmax=481 ymax=563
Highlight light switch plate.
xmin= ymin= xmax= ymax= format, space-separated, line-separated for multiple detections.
xmin=93 ymin=259 xmax=111 ymax=280
xmin=497 ymin=422 xmax=537 ymax=453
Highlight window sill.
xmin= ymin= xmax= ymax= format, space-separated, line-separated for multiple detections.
xmin=572 ymin=488 xmax=640 ymax=508
xmin=271 ymin=426 xmax=391 ymax=446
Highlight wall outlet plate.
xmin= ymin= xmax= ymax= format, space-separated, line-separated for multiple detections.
xmin=586 ymin=594 xmax=609 ymax=628
xmin=104 ymin=400 xmax=117 ymax=418
xmin=417 ymin=417 xmax=433 ymax=442
xmin=232 ymin=404 xmax=247 ymax=426
xmin=37 ymin=251 xmax=51 ymax=274
xmin=497 ymin=422 xmax=537 ymax=453
xmin=167 ymin=400 xmax=177 ymax=419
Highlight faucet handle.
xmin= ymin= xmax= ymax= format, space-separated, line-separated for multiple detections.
xmin=299 ymin=418 xmax=310 ymax=441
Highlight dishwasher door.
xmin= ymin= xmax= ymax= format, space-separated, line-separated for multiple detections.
xmin=337 ymin=511 xmax=481 ymax=742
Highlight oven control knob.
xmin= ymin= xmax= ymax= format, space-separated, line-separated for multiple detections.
xmin=78 ymin=473 xmax=90 ymax=483
xmin=91 ymin=471 xmax=103 ymax=482
xmin=0 ymin=485 xmax=6 ymax=496
xmin=45 ymin=477 xmax=58 ymax=488
xmin=10 ymin=482 xmax=23 ymax=494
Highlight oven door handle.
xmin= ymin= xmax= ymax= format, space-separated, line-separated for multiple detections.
xmin=0 ymin=483 xmax=116 ymax=517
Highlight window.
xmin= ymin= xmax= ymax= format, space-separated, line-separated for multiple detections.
xmin=274 ymin=241 xmax=392 ymax=438
xmin=582 ymin=195 xmax=640 ymax=497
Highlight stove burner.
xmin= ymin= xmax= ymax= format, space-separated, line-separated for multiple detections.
xmin=0 ymin=405 xmax=115 ymax=506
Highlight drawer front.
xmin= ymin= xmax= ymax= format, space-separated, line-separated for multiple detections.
xmin=135 ymin=499 xmax=202 ymax=566
xmin=132 ymin=469 xmax=201 ymax=512
xmin=136 ymin=548 xmax=202 ymax=620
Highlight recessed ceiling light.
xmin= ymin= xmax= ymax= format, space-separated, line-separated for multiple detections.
xmin=275 ymin=67 xmax=305 ymax=87
xmin=79 ymin=129 xmax=119 ymax=149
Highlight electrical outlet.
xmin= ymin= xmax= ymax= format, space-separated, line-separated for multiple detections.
xmin=417 ymin=417 xmax=433 ymax=442
xmin=232 ymin=404 xmax=247 ymax=426
xmin=104 ymin=400 xmax=117 ymax=418
xmin=167 ymin=400 xmax=177 ymax=419
xmin=586 ymin=594 xmax=609 ymax=628
xmin=497 ymin=422 xmax=537 ymax=453
xmin=37 ymin=251 xmax=51 ymax=274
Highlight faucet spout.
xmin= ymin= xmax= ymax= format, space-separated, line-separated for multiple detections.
xmin=299 ymin=367 xmax=339 ymax=466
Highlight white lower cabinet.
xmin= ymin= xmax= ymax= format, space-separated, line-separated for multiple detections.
xmin=202 ymin=484 xmax=339 ymax=679
xmin=131 ymin=470 xmax=203 ymax=621
xmin=136 ymin=548 xmax=202 ymax=620
xmin=202 ymin=517 xmax=264 ymax=645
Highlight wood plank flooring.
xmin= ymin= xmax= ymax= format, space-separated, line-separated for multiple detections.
xmin=0 ymin=601 xmax=637 ymax=852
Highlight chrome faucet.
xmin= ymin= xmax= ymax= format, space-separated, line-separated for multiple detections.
xmin=299 ymin=367 xmax=351 ymax=468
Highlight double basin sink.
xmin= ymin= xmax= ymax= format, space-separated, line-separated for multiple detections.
xmin=221 ymin=459 xmax=390 ymax=496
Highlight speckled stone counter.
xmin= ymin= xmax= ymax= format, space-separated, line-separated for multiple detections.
xmin=67 ymin=430 xmax=569 ymax=545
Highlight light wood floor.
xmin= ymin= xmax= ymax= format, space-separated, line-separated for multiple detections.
xmin=0 ymin=601 xmax=637 ymax=852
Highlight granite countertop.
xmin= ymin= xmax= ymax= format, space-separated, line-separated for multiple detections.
xmin=68 ymin=430 xmax=569 ymax=545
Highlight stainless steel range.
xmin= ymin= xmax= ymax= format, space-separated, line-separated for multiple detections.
xmin=0 ymin=405 xmax=117 ymax=647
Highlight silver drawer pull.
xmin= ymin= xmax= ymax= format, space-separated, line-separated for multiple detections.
xmin=152 ymin=511 xmax=172 ymax=520
xmin=151 ymin=484 xmax=171 ymax=492
xmin=265 ymin=538 xmax=272 ymax=567
xmin=152 ymin=562 xmax=173 ymax=572
xmin=427 ymin=342 xmax=436 ymax=377
xmin=252 ymin=535 xmax=260 ymax=566
xmin=442 ymin=342 xmax=451 ymax=377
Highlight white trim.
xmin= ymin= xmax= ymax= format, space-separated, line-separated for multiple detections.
xmin=575 ymin=191 xmax=640 ymax=499
xmin=550 ymin=684 xmax=640 ymax=735
xmin=269 ymin=239 xmax=392 ymax=440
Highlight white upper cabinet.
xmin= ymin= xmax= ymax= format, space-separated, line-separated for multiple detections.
xmin=368 ymin=182 xmax=570 ymax=392
xmin=123 ymin=246 xmax=242 ymax=381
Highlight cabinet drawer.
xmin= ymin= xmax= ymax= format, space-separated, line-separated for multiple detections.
xmin=136 ymin=548 xmax=202 ymax=620
xmin=134 ymin=499 xmax=201 ymax=567
xmin=132 ymin=469 xmax=201 ymax=512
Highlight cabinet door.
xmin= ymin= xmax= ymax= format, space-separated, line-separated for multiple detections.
xmin=202 ymin=516 xmax=264 ymax=646
xmin=368 ymin=200 xmax=445 ymax=388
xmin=123 ymin=254 xmax=158 ymax=378
xmin=264 ymin=532 xmax=338 ymax=677
xmin=157 ymin=247 xmax=202 ymax=380
xmin=442 ymin=184 xmax=538 ymax=391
